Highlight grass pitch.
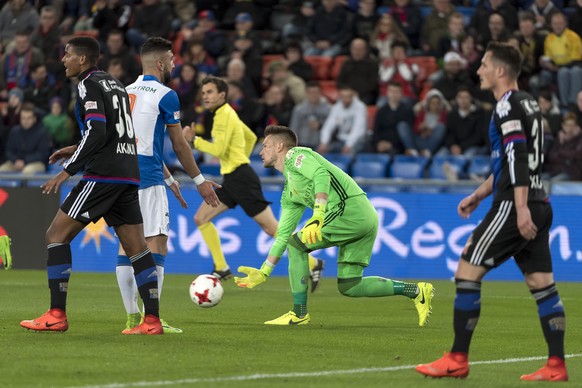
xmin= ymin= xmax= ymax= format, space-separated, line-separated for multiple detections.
xmin=1 ymin=270 xmax=580 ymax=387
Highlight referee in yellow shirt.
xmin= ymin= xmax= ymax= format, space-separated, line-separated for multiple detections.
xmin=184 ymin=76 xmax=324 ymax=288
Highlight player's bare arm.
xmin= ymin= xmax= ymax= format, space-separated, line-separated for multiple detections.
xmin=163 ymin=163 xmax=188 ymax=208
xmin=48 ymin=145 xmax=78 ymax=165
xmin=458 ymin=175 xmax=494 ymax=218
xmin=514 ymin=186 xmax=537 ymax=240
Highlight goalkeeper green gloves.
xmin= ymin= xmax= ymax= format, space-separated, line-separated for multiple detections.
xmin=300 ymin=199 xmax=326 ymax=245
xmin=0 ymin=235 xmax=12 ymax=270
xmin=234 ymin=261 xmax=274 ymax=289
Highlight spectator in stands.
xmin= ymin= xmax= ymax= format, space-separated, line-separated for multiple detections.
xmin=226 ymin=58 xmax=258 ymax=99
xmin=541 ymin=12 xmax=582 ymax=109
xmin=544 ymin=113 xmax=582 ymax=181
xmin=92 ymin=0 xmax=132 ymax=44
xmin=377 ymin=41 xmax=419 ymax=107
xmin=401 ymin=89 xmax=448 ymax=157
xmin=389 ymin=0 xmax=423 ymax=49
xmin=529 ymin=0 xmax=560 ymax=32
xmin=0 ymin=118 xmax=8 ymax=164
xmin=460 ymin=34 xmax=481 ymax=85
xmin=569 ymin=0 xmax=582 ymax=39
xmin=1 ymin=88 xmax=24 ymax=128
xmin=189 ymin=10 xmax=228 ymax=60
xmin=337 ymin=38 xmax=379 ymax=105
xmin=431 ymin=51 xmax=475 ymax=104
xmin=476 ymin=12 xmax=512 ymax=52
xmin=224 ymin=34 xmax=263 ymax=93
xmin=31 ymin=5 xmax=61 ymax=76
xmin=261 ymin=84 xmax=294 ymax=133
xmin=421 ymin=0 xmax=455 ymax=55
xmin=228 ymin=80 xmax=265 ymax=136
xmin=538 ymin=89 xmax=562 ymax=136
xmin=304 ymin=0 xmax=351 ymax=57
xmin=107 ymin=57 xmax=131 ymax=86
xmin=436 ymin=12 xmax=466 ymax=58
xmin=222 ymin=0 xmax=272 ymax=30
xmin=576 ymin=90 xmax=582 ymax=124
xmin=172 ymin=62 xmax=200 ymax=110
xmin=42 ymin=97 xmax=73 ymax=149
xmin=98 ymin=29 xmax=141 ymax=84
xmin=126 ymin=0 xmax=173 ymax=51
xmin=232 ymin=12 xmax=262 ymax=50
xmin=0 ymin=30 xmax=44 ymax=94
xmin=470 ymin=0 xmax=518 ymax=44
xmin=439 ymin=86 xmax=488 ymax=157
xmin=186 ymin=39 xmax=218 ymax=78
xmin=283 ymin=41 xmax=313 ymax=82
xmin=517 ymin=11 xmax=546 ymax=96
xmin=372 ymin=82 xmax=414 ymax=155
xmin=282 ymin=1 xmax=316 ymax=43
xmin=0 ymin=103 xmax=50 ymax=175
xmin=370 ymin=13 xmax=409 ymax=60
xmin=289 ymin=81 xmax=332 ymax=149
xmin=352 ymin=0 xmax=380 ymax=41
xmin=0 ymin=0 xmax=39 ymax=47
xmin=267 ymin=60 xmax=306 ymax=105
xmin=317 ymin=84 xmax=367 ymax=155
xmin=59 ymin=0 xmax=94 ymax=33
xmin=23 ymin=63 xmax=56 ymax=115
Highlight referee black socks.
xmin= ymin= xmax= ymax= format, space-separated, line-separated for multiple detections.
xmin=47 ymin=243 xmax=72 ymax=311
xmin=451 ymin=279 xmax=482 ymax=354
xmin=531 ymin=283 xmax=566 ymax=360
xmin=129 ymin=249 xmax=159 ymax=317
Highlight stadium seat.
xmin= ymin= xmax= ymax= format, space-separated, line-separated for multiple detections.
xmin=365 ymin=184 xmax=404 ymax=193
xmin=389 ymin=155 xmax=429 ymax=179
xmin=355 ymin=153 xmax=391 ymax=164
xmin=304 ymin=56 xmax=333 ymax=80
xmin=467 ymin=155 xmax=492 ymax=177
xmin=249 ymin=158 xmax=272 ymax=177
xmin=320 ymin=80 xmax=338 ymax=103
xmin=550 ymin=182 xmax=582 ymax=196
xmin=367 ymin=105 xmax=377 ymax=130
xmin=330 ymin=55 xmax=349 ymax=80
xmin=352 ymin=151 xmax=392 ymax=179
xmin=445 ymin=185 xmax=479 ymax=195
xmin=325 ymin=153 xmax=353 ymax=172
xmin=428 ymin=155 xmax=468 ymax=180
xmin=0 ymin=179 xmax=20 ymax=187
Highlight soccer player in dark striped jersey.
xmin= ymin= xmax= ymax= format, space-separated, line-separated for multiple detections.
xmin=417 ymin=42 xmax=568 ymax=381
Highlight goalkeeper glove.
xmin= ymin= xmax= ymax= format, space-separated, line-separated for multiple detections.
xmin=301 ymin=199 xmax=326 ymax=245
xmin=234 ymin=261 xmax=274 ymax=289
xmin=0 ymin=236 xmax=12 ymax=270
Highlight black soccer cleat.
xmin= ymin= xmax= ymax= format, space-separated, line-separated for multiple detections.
xmin=309 ymin=259 xmax=324 ymax=293
xmin=212 ymin=267 xmax=233 ymax=280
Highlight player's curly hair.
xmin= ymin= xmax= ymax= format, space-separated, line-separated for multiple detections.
xmin=486 ymin=41 xmax=522 ymax=80
xmin=264 ymin=125 xmax=298 ymax=148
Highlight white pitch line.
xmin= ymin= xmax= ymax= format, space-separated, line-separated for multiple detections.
xmin=67 ymin=353 xmax=581 ymax=388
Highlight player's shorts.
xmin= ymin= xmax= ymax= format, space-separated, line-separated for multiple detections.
xmin=138 ymin=185 xmax=169 ymax=238
xmin=61 ymin=181 xmax=143 ymax=227
xmin=461 ymin=199 xmax=553 ymax=274
xmin=216 ymin=163 xmax=270 ymax=217
xmin=291 ymin=194 xmax=378 ymax=279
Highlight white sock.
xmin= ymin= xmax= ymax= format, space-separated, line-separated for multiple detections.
xmin=115 ymin=265 xmax=140 ymax=314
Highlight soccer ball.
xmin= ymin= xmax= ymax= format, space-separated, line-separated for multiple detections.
xmin=189 ymin=274 xmax=224 ymax=308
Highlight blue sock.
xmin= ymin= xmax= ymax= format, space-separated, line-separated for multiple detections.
xmin=451 ymin=279 xmax=481 ymax=354
xmin=532 ymin=283 xmax=566 ymax=360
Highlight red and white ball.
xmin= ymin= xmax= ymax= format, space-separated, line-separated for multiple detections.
xmin=189 ymin=275 xmax=224 ymax=308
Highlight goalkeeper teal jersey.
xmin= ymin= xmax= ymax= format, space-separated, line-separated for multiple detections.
xmin=269 ymin=147 xmax=366 ymax=258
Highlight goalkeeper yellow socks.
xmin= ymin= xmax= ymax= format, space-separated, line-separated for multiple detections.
xmin=199 ymin=222 xmax=228 ymax=271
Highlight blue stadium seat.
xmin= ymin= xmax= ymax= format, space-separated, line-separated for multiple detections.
xmin=429 ymin=155 xmax=468 ymax=180
xmin=351 ymin=160 xmax=388 ymax=179
xmin=365 ymin=184 xmax=404 ymax=193
xmin=249 ymin=159 xmax=272 ymax=177
xmin=325 ymin=153 xmax=353 ymax=173
xmin=467 ymin=156 xmax=491 ymax=177
xmin=445 ymin=185 xmax=479 ymax=195
xmin=0 ymin=179 xmax=20 ymax=187
xmin=550 ymin=182 xmax=582 ymax=196
xmin=355 ymin=153 xmax=391 ymax=164
xmin=389 ymin=156 xmax=429 ymax=179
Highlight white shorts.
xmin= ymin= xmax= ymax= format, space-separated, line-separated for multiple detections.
xmin=138 ymin=185 xmax=169 ymax=238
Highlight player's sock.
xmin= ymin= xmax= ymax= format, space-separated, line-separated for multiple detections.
xmin=199 ymin=222 xmax=228 ymax=271
xmin=116 ymin=255 xmax=140 ymax=314
xmin=152 ymin=253 xmax=165 ymax=298
xmin=337 ymin=276 xmax=416 ymax=297
xmin=47 ymin=243 xmax=72 ymax=311
xmin=129 ymin=249 xmax=159 ymax=317
xmin=288 ymin=245 xmax=309 ymax=317
xmin=393 ymin=280 xmax=420 ymax=298
xmin=451 ymin=279 xmax=481 ymax=354
xmin=531 ymin=283 xmax=566 ymax=360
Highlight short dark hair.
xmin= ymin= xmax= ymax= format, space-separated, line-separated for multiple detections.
xmin=456 ymin=85 xmax=472 ymax=95
xmin=68 ymin=36 xmax=100 ymax=66
xmin=390 ymin=40 xmax=408 ymax=51
xmin=387 ymin=81 xmax=402 ymax=89
xmin=21 ymin=102 xmax=36 ymax=114
xmin=337 ymin=83 xmax=353 ymax=92
xmin=538 ymin=88 xmax=552 ymax=102
xmin=201 ymin=76 xmax=229 ymax=99
xmin=486 ymin=41 xmax=522 ymax=80
xmin=264 ymin=125 xmax=298 ymax=148
xmin=518 ymin=10 xmax=536 ymax=24
xmin=141 ymin=37 xmax=173 ymax=56
xmin=306 ymin=80 xmax=321 ymax=89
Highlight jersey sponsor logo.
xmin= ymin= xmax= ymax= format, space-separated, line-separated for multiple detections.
xmin=496 ymin=100 xmax=511 ymax=118
xmin=520 ymin=99 xmax=540 ymax=115
xmin=500 ymin=120 xmax=522 ymax=135
xmin=99 ymin=80 xmax=111 ymax=92
xmin=295 ymin=154 xmax=305 ymax=168
xmin=174 ymin=111 xmax=180 ymax=120
xmin=84 ymin=101 xmax=98 ymax=111
xmin=100 ymin=79 xmax=126 ymax=93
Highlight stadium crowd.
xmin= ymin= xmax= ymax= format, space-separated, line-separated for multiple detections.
xmin=0 ymin=0 xmax=581 ymax=181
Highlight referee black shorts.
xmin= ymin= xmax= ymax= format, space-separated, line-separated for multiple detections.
xmin=216 ymin=164 xmax=271 ymax=217
xmin=61 ymin=181 xmax=143 ymax=227
xmin=461 ymin=200 xmax=553 ymax=274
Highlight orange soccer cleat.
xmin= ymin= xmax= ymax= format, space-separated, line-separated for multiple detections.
xmin=416 ymin=352 xmax=469 ymax=379
xmin=20 ymin=309 xmax=68 ymax=332
xmin=520 ymin=357 xmax=569 ymax=382
xmin=122 ymin=314 xmax=163 ymax=335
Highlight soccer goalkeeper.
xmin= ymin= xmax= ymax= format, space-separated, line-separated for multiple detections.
xmin=234 ymin=125 xmax=434 ymax=326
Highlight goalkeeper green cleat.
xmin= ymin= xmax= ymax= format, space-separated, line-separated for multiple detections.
xmin=0 ymin=235 xmax=12 ymax=270
xmin=160 ymin=319 xmax=183 ymax=334
xmin=413 ymin=282 xmax=435 ymax=327
xmin=124 ymin=313 xmax=142 ymax=331
xmin=264 ymin=311 xmax=311 ymax=325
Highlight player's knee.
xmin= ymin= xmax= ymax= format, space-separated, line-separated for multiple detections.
xmin=337 ymin=278 xmax=362 ymax=297
xmin=193 ymin=213 xmax=207 ymax=226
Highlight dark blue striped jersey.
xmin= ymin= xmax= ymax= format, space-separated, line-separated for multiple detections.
xmin=64 ymin=67 xmax=140 ymax=185
xmin=489 ymin=89 xmax=547 ymax=203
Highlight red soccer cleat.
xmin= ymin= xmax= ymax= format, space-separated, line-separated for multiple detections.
xmin=122 ymin=314 xmax=163 ymax=335
xmin=416 ymin=352 xmax=469 ymax=379
xmin=20 ymin=309 xmax=68 ymax=332
xmin=520 ymin=357 xmax=569 ymax=382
